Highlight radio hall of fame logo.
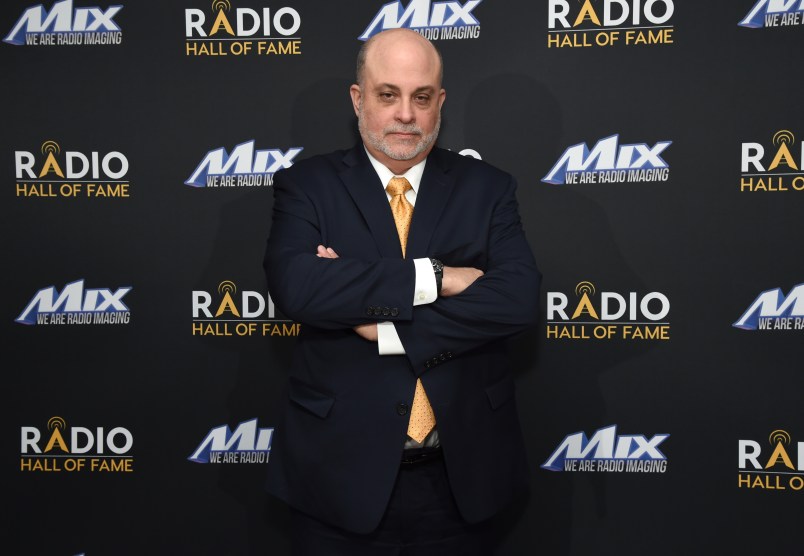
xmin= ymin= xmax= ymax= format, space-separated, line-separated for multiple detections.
xmin=4 ymin=0 xmax=122 ymax=46
xmin=188 ymin=418 xmax=273 ymax=464
xmin=547 ymin=0 xmax=675 ymax=48
xmin=739 ymin=0 xmax=804 ymax=28
xmin=185 ymin=140 xmax=302 ymax=188
xmin=546 ymin=281 xmax=671 ymax=340
xmin=359 ymin=0 xmax=482 ymax=41
xmin=15 ymin=140 xmax=131 ymax=199
xmin=542 ymin=134 xmax=671 ymax=185
xmin=20 ymin=416 xmax=134 ymax=473
xmin=740 ymin=130 xmax=804 ymax=193
xmin=739 ymin=430 xmax=804 ymax=492
xmin=192 ymin=280 xmax=299 ymax=337
xmin=16 ymin=279 xmax=132 ymax=326
xmin=733 ymin=283 xmax=804 ymax=331
xmin=184 ymin=0 xmax=302 ymax=57
xmin=542 ymin=425 xmax=669 ymax=473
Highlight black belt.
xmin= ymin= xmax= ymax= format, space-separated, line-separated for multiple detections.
xmin=401 ymin=447 xmax=442 ymax=466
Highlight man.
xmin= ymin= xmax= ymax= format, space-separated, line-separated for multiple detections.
xmin=264 ymin=28 xmax=540 ymax=554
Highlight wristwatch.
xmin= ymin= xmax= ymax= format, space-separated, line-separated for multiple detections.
xmin=430 ymin=258 xmax=444 ymax=295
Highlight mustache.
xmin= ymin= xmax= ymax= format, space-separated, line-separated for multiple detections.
xmin=383 ymin=124 xmax=424 ymax=135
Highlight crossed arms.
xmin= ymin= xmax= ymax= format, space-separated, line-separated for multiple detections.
xmin=264 ymin=168 xmax=540 ymax=371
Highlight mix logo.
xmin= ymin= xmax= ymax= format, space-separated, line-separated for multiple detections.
xmin=546 ymin=281 xmax=671 ymax=340
xmin=542 ymin=425 xmax=669 ymax=473
xmin=192 ymin=280 xmax=299 ymax=337
xmin=542 ymin=134 xmax=671 ymax=185
xmin=4 ymin=0 xmax=123 ymax=46
xmin=547 ymin=0 xmax=675 ymax=48
xmin=740 ymin=130 xmax=804 ymax=192
xmin=184 ymin=0 xmax=302 ymax=57
xmin=15 ymin=141 xmax=131 ymax=199
xmin=359 ymin=0 xmax=482 ymax=41
xmin=16 ymin=279 xmax=132 ymax=326
xmin=733 ymin=283 xmax=804 ymax=331
xmin=738 ymin=430 xmax=804 ymax=492
xmin=20 ymin=416 xmax=134 ymax=473
xmin=188 ymin=419 xmax=273 ymax=463
xmin=185 ymin=141 xmax=302 ymax=188
xmin=739 ymin=0 xmax=804 ymax=28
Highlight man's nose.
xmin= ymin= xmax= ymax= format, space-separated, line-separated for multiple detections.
xmin=395 ymin=98 xmax=414 ymax=123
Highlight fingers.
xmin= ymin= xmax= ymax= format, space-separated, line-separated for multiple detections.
xmin=441 ymin=266 xmax=484 ymax=297
xmin=316 ymin=245 xmax=339 ymax=258
xmin=353 ymin=323 xmax=378 ymax=342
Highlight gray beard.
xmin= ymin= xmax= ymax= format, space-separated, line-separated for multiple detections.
xmin=358 ymin=103 xmax=440 ymax=161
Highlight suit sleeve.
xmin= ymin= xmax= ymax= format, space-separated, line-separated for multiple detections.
xmin=264 ymin=169 xmax=416 ymax=329
xmin=393 ymin=176 xmax=541 ymax=372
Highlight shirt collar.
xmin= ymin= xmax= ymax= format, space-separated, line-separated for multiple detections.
xmin=364 ymin=147 xmax=427 ymax=193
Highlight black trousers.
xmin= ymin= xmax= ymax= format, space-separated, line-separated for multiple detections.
xmin=290 ymin=454 xmax=497 ymax=556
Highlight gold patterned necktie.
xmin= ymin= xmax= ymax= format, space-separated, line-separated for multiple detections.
xmin=386 ymin=177 xmax=414 ymax=258
xmin=385 ymin=177 xmax=437 ymax=443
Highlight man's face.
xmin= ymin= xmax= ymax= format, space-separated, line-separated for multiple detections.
xmin=350 ymin=34 xmax=445 ymax=172
xmin=358 ymin=97 xmax=440 ymax=164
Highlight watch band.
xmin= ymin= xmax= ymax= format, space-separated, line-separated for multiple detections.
xmin=430 ymin=258 xmax=444 ymax=295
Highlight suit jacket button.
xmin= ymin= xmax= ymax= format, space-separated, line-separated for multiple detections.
xmin=390 ymin=308 xmax=399 ymax=317
xmin=431 ymin=357 xmax=439 ymax=366
xmin=366 ymin=306 xmax=374 ymax=316
xmin=447 ymin=352 xmax=453 ymax=359
xmin=425 ymin=361 xmax=431 ymax=369
xmin=396 ymin=403 xmax=409 ymax=416
xmin=373 ymin=307 xmax=383 ymax=316
xmin=439 ymin=353 xmax=446 ymax=361
xmin=382 ymin=307 xmax=390 ymax=316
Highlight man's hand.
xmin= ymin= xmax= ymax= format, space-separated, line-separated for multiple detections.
xmin=316 ymin=245 xmax=379 ymax=342
xmin=316 ymin=245 xmax=339 ymax=258
xmin=441 ymin=266 xmax=484 ymax=297
xmin=353 ymin=323 xmax=378 ymax=342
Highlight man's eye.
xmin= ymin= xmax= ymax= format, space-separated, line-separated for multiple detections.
xmin=415 ymin=96 xmax=430 ymax=104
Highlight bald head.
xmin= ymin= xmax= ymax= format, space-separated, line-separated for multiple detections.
xmin=356 ymin=29 xmax=443 ymax=88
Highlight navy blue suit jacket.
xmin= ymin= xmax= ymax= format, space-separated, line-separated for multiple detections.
xmin=264 ymin=144 xmax=540 ymax=534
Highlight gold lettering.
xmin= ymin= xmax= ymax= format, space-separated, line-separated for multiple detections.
xmin=209 ymin=10 xmax=234 ymax=36
xmin=571 ymin=292 xmax=599 ymax=320
xmin=765 ymin=442 xmax=795 ymax=470
xmin=44 ymin=428 xmax=68 ymax=453
xmin=215 ymin=291 xmax=240 ymax=317
xmin=39 ymin=152 xmax=64 ymax=178
xmin=768 ymin=141 xmax=798 ymax=171
xmin=574 ymin=0 xmax=601 ymax=26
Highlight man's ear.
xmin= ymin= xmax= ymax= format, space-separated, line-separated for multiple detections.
xmin=349 ymin=84 xmax=362 ymax=117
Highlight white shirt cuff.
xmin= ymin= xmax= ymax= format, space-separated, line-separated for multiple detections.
xmin=412 ymin=257 xmax=437 ymax=306
xmin=377 ymin=321 xmax=405 ymax=355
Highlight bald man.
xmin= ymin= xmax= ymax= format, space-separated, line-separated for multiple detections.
xmin=265 ymin=28 xmax=540 ymax=555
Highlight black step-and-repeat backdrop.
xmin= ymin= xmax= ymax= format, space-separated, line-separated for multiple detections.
xmin=3 ymin=1 xmax=802 ymax=554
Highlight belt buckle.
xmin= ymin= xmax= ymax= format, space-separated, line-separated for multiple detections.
xmin=401 ymin=447 xmax=441 ymax=465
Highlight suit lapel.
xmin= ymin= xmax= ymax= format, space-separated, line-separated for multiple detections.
xmin=338 ymin=146 xmax=403 ymax=258
xmin=406 ymin=148 xmax=456 ymax=259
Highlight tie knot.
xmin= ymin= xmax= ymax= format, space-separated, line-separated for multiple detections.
xmin=386 ymin=177 xmax=412 ymax=197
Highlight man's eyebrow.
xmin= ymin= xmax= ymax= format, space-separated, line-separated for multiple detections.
xmin=374 ymin=83 xmax=401 ymax=92
xmin=372 ymin=84 xmax=436 ymax=94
